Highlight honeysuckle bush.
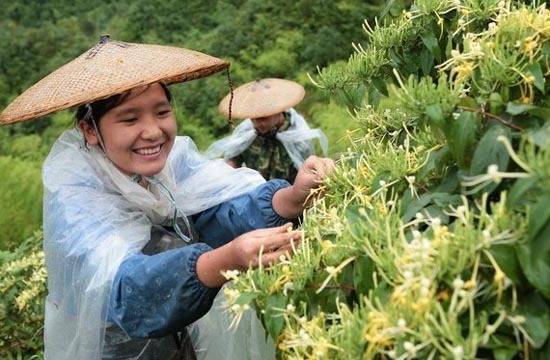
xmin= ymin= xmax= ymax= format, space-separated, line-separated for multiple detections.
xmin=224 ymin=1 xmax=549 ymax=359
xmin=0 ymin=230 xmax=46 ymax=359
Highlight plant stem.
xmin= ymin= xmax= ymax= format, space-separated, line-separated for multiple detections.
xmin=458 ymin=106 xmax=525 ymax=131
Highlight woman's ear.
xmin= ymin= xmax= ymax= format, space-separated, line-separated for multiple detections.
xmin=78 ymin=120 xmax=100 ymax=146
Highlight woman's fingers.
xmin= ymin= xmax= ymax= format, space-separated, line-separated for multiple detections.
xmin=249 ymin=222 xmax=294 ymax=238
xmin=303 ymin=155 xmax=335 ymax=180
xmin=261 ymin=230 xmax=301 ymax=253
xmin=259 ymin=238 xmax=301 ymax=268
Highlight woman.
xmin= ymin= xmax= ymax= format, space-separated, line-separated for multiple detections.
xmin=0 ymin=37 xmax=333 ymax=359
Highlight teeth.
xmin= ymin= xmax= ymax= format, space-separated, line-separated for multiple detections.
xmin=135 ymin=145 xmax=160 ymax=155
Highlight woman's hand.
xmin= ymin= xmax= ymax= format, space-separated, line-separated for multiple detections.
xmin=293 ymin=155 xmax=335 ymax=205
xmin=230 ymin=222 xmax=301 ymax=269
xmin=196 ymin=223 xmax=300 ymax=287
xmin=273 ymin=155 xmax=335 ymax=219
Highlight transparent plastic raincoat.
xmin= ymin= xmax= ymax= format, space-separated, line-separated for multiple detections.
xmin=42 ymin=129 xmax=278 ymax=359
xmin=205 ymin=108 xmax=328 ymax=169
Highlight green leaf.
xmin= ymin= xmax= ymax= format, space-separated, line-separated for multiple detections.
xmin=490 ymin=245 xmax=523 ymax=285
xmin=529 ymin=193 xmax=550 ymax=244
xmin=517 ymin=193 xmax=550 ymax=298
xmin=353 ymin=256 xmax=375 ymax=296
xmin=431 ymin=193 xmax=463 ymax=209
xmin=506 ymin=101 xmax=537 ymax=115
xmin=347 ymin=206 xmax=367 ymax=240
xmin=425 ymin=104 xmax=445 ymax=128
xmin=370 ymin=171 xmax=391 ymax=193
xmin=531 ymin=336 xmax=550 ymax=360
xmin=420 ymin=47 xmax=435 ymax=76
xmin=263 ymin=293 xmax=286 ymax=339
xmin=420 ymin=30 xmax=441 ymax=61
xmin=506 ymin=176 xmax=539 ymax=208
xmin=489 ymin=92 xmax=505 ymax=114
xmin=527 ymin=62 xmax=545 ymax=93
xmin=417 ymin=146 xmax=450 ymax=182
xmin=470 ymin=125 xmax=510 ymax=176
xmin=235 ymin=291 xmax=260 ymax=305
xmin=527 ymin=106 xmax=550 ymax=121
xmin=388 ymin=48 xmax=404 ymax=68
xmin=529 ymin=122 xmax=550 ymax=147
xmin=513 ymin=291 xmax=550 ymax=348
xmin=492 ymin=346 xmax=519 ymax=360
xmin=401 ymin=193 xmax=432 ymax=223
xmin=423 ymin=204 xmax=450 ymax=223
xmin=445 ymin=111 xmax=479 ymax=169
xmin=379 ymin=0 xmax=397 ymax=19
xmin=372 ymin=76 xmax=388 ymax=97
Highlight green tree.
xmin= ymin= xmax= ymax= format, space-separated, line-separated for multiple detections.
xmin=0 ymin=156 xmax=43 ymax=250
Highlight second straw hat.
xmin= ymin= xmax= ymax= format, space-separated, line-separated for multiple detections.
xmin=219 ymin=78 xmax=305 ymax=119
xmin=0 ymin=35 xmax=229 ymax=126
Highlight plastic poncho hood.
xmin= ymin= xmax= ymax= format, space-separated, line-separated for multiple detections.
xmin=205 ymin=108 xmax=328 ymax=169
xmin=42 ymin=128 xmax=266 ymax=359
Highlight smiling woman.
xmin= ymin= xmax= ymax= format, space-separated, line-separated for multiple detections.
xmin=0 ymin=36 xmax=334 ymax=360
xmin=78 ymin=83 xmax=177 ymax=178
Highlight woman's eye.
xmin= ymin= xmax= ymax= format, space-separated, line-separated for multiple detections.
xmin=158 ymin=109 xmax=172 ymax=116
xmin=121 ymin=118 xmax=137 ymax=123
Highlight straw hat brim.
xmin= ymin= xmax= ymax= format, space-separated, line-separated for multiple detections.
xmin=0 ymin=37 xmax=229 ymax=125
xmin=218 ymin=78 xmax=305 ymax=119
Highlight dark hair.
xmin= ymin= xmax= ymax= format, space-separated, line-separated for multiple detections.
xmin=75 ymin=82 xmax=172 ymax=127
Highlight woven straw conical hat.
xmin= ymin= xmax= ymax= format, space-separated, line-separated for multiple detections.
xmin=219 ymin=78 xmax=305 ymax=119
xmin=0 ymin=35 xmax=229 ymax=125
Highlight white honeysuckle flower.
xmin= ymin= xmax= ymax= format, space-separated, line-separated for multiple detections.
xmin=453 ymin=278 xmax=464 ymax=289
xmin=421 ymin=239 xmax=431 ymax=250
xmin=462 ymin=163 xmax=531 ymax=194
xmin=397 ymin=318 xmax=407 ymax=328
xmin=452 ymin=345 xmax=464 ymax=359
xmin=487 ymin=164 xmax=500 ymax=182
xmin=223 ymin=269 xmax=240 ymax=281
xmin=283 ymin=281 xmax=295 ymax=296
xmin=421 ymin=287 xmax=430 ymax=296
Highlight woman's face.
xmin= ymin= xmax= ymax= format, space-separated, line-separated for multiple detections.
xmin=81 ymin=83 xmax=177 ymax=177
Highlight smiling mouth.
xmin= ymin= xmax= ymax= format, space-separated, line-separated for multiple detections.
xmin=134 ymin=145 xmax=161 ymax=155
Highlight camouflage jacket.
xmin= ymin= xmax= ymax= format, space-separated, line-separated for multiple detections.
xmin=230 ymin=113 xmax=300 ymax=182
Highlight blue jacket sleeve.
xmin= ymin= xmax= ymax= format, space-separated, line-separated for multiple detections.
xmin=108 ymin=179 xmax=293 ymax=338
xmin=193 ymin=179 xmax=294 ymax=248
xmin=108 ymin=243 xmax=218 ymax=338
